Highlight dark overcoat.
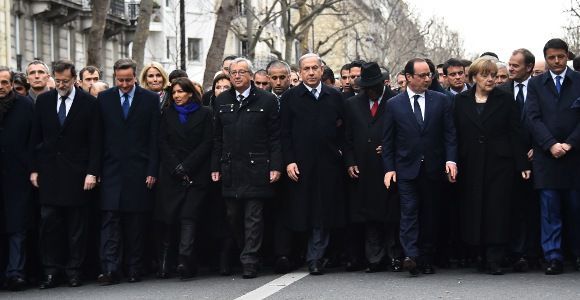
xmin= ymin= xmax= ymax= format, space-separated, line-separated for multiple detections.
xmin=454 ymin=87 xmax=529 ymax=245
xmin=0 ymin=93 xmax=33 ymax=233
xmin=280 ymin=83 xmax=346 ymax=231
xmin=155 ymin=104 xmax=213 ymax=223
xmin=525 ymin=69 xmax=580 ymax=189
xmin=31 ymin=87 xmax=101 ymax=207
xmin=343 ymin=89 xmax=399 ymax=223
xmin=98 ymin=85 xmax=160 ymax=212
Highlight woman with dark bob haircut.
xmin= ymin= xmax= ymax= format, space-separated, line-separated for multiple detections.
xmin=154 ymin=77 xmax=213 ymax=279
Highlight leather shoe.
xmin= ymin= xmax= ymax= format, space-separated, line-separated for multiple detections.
xmin=127 ymin=272 xmax=141 ymax=283
xmin=391 ymin=258 xmax=403 ymax=272
xmin=345 ymin=259 xmax=364 ymax=272
xmin=403 ymin=257 xmax=419 ymax=277
xmin=97 ymin=272 xmax=120 ymax=286
xmin=68 ymin=276 xmax=82 ymax=287
xmin=242 ymin=264 xmax=258 ymax=279
xmin=39 ymin=274 xmax=58 ymax=289
xmin=6 ymin=276 xmax=27 ymax=291
xmin=545 ymin=260 xmax=563 ymax=275
xmin=365 ymin=262 xmax=386 ymax=273
xmin=512 ymin=257 xmax=529 ymax=273
xmin=274 ymin=256 xmax=293 ymax=274
xmin=421 ymin=263 xmax=436 ymax=274
xmin=308 ymin=260 xmax=324 ymax=275
xmin=177 ymin=263 xmax=197 ymax=280
xmin=487 ymin=262 xmax=504 ymax=275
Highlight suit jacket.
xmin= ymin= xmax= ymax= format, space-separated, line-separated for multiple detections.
xmin=98 ymin=85 xmax=160 ymax=212
xmin=31 ymin=87 xmax=101 ymax=207
xmin=381 ymin=89 xmax=457 ymax=180
xmin=526 ymin=68 xmax=580 ymax=189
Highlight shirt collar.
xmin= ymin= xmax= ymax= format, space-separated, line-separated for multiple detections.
xmin=370 ymin=87 xmax=386 ymax=102
xmin=58 ymin=86 xmax=76 ymax=101
xmin=303 ymin=82 xmax=322 ymax=94
xmin=118 ymin=85 xmax=136 ymax=98
xmin=549 ymin=67 xmax=567 ymax=80
xmin=407 ymin=89 xmax=425 ymax=100
xmin=235 ymin=85 xmax=251 ymax=99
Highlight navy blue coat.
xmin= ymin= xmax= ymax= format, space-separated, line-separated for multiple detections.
xmin=97 ymin=85 xmax=160 ymax=212
xmin=382 ymin=90 xmax=457 ymax=180
xmin=526 ymin=68 xmax=580 ymax=189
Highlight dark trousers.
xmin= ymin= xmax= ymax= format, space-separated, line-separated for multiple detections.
xmin=306 ymin=227 xmax=329 ymax=262
xmin=100 ymin=211 xmax=146 ymax=274
xmin=364 ymin=222 xmax=404 ymax=264
xmin=510 ymin=177 xmax=540 ymax=259
xmin=224 ymin=198 xmax=264 ymax=265
xmin=398 ymin=168 xmax=441 ymax=263
xmin=5 ymin=231 xmax=26 ymax=278
xmin=539 ymin=189 xmax=580 ymax=261
xmin=39 ymin=205 xmax=88 ymax=277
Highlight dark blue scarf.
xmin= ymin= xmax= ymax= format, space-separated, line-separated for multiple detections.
xmin=173 ymin=102 xmax=200 ymax=124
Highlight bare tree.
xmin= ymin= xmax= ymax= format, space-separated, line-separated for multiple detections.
xmin=132 ymin=0 xmax=154 ymax=72
xmin=424 ymin=17 xmax=465 ymax=65
xmin=564 ymin=0 xmax=580 ymax=55
xmin=87 ymin=0 xmax=111 ymax=68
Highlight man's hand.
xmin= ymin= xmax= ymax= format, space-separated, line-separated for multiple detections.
xmin=446 ymin=162 xmax=457 ymax=183
xmin=145 ymin=176 xmax=156 ymax=189
xmin=521 ymin=170 xmax=531 ymax=180
xmin=211 ymin=172 xmax=220 ymax=182
xmin=384 ymin=171 xmax=396 ymax=189
xmin=270 ymin=171 xmax=281 ymax=183
xmin=550 ymin=143 xmax=567 ymax=158
xmin=84 ymin=174 xmax=97 ymax=190
xmin=287 ymin=163 xmax=300 ymax=182
xmin=348 ymin=166 xmax=360 ymax=179
xmin=30 ymin=172 xmax=39 ymax=188
xmin=527 ymin=149 xmax=534 ymax=161
xmin=561 ymin=143 xmax=572 ymax=152
xmin=375 ymin=146 xmax=382 ymax=155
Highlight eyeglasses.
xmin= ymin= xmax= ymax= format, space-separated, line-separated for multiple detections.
xmin=55 ymin=79 xmax=74 ymax=85
xmin=413 ymin=72 xmax=433 ymax=79
xmin=230 ymin=70 xmax=249 ymax=76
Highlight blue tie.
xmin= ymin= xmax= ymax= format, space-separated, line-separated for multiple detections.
xmin=311 ymin=88 xmax=318 ymax=100
xmin=58 ymin=96 xmax=67 ymax=126
xmin=555 ymin=75 xmax=562 ymax=94
xmin=122 ymin=93 xmax=130 ymax=119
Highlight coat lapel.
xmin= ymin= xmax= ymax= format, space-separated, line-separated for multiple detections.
xmin=479 ymin=89 xmax=502 ymax=123
xmin=542 ymin=72 xmax=559 ymax=99
xmin=126 ymin=86 xmax=143 ymax=121
xmin=402 ymin=93 xmax=421 ymax=132
xmin=460 ymin=88 xmax=485 ymax=131
xmin=61 ymin=87 xmax=83 ymax=130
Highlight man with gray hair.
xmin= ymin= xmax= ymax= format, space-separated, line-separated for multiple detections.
xmin=26 ymin=60 xmax=51 ymax=102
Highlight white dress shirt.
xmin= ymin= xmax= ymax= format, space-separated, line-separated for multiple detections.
xmin=235 ymin=85 xmax=252 ymax=101
xmin=304 ymin=82 xmax=322 ymax=99
xmin=56 ymin=87 xmax=76 ymax=116
xmin=513 ymin=76 xmax=531 ymax=102
xmin=406 ymin=89 xmax=425 ymax=120
xmin=549 ymin=67 xmax=567 ymax=87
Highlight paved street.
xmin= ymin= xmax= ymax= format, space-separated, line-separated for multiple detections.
xmin=2 ymin=267 xmax=579 ymax=299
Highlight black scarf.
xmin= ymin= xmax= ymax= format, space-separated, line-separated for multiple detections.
xmin=0 ymin=91 xmax=16 ymax=124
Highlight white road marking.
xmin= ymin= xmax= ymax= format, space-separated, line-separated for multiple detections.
xmin=234 ymin=271 xmax=310 ymax=300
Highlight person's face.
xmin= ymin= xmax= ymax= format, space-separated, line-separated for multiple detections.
xmin=340 ymin=69 xmax=351 ymax=91
xmin=27 ymin=64 xmax=49 ymax=90
xmin=533 ymin=61 xmax=545 ymax=77
xmin=396 ymin=74 xmax=406 ymax=90
xmin=54 ymin=69 xmax=76 ymax=97
xmin=229 ymin=62 xmax=252 ymax=91
xmin=349 ymin=67 xmax=361 ymax=91
xmin=508 ymin=53 xmax=532 ymax=82
xmin=145 ymin=67 xmax=164 ymax=92
xmin=253 ymin=73 xmax=271 ymax=91
xmin=495 ymin=67 xmax=509 ymax=85
xmin=445 ymin=66 xmax=465 ymax=90
xmin=406 ymin=62 xmax=431 ymax=94
xmin=0 ymin=71 xmax=12 ymax=98
xmin=222 ymin=59 xmax=233 ymax=76
xmin=80 ymin=70 xmax=100 ymax=91
xmin=290 ymin=72 xmax=300 ymax=87
xmin=214 ymin=78 xmax=231 ymax=97
xmin=364 ymin=84 xmax=383 ymax=100
xmin=475 ymin=71 xmax=496 ymax=94
xmin=299 ymin=57 xmax=323 ymax=88
xmin=437 ymin=67 xmax=448 ymax=87
xmin=13 ymin=82 xmax=27 ymax=96
xmin=114 ymin=68 xmax=136 ymax=94
xmin=545 ymin=48 xmax=568 ymax=74
xmin=268 ymin=67 xmax=290 ymax=95
xmin=172 ymin=84 xmax=192 ymax=106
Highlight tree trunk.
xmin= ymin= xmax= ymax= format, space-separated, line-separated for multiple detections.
xmin=87 ymin=0 xmax=111 ymax=68
xmin=244 ymin=0 xmax=255 ymax=60
xmin=202 ymin=0 xmax=238 ymax=89
xmin=298 ymin=1 xmax=310 ymax=54
xmin=131 ymin=0 xmax=154 ymax=73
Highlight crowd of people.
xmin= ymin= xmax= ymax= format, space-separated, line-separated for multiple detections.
xmin=0 ymin=37 xmax=579 ymax=292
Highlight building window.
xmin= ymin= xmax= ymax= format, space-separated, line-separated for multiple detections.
xmin=187 ymin=38 xmax=201 ymax=62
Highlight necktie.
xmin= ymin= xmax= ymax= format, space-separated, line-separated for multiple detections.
xmin=370 ymin=99 xmax=379 ymax=117
xmin=238 ymin=94 xmax=245 ymax=107
xmin=413 ymin=94 xmax=423 ymax=128
xmin=122 ymin=93 xmax=130 ymax=119
xmin=311 ymin=88 xmax=318 ymax=100
xmin=58 ymin=96 xmax=67 ymax=126
xmin=516 ymin=83 xmax=525 ymax=119
xmin=555 ymin=75 xmax=562 ymax=94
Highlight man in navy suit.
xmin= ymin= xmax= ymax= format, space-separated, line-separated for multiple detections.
xmin=526 ymin=38 xmax=580 ymax=275
xmin=382 ymin=58 xmax=457 ymax=276
xmin=96 ymin=58 xmax=160 ymax=284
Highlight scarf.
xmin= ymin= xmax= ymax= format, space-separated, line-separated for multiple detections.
xmin=0 ymin=91 xmax=16 ymax=124
xmin=173 ymin=102 xmax=200 ymax=124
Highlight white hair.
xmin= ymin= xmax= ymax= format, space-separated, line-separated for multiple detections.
xmin=229 ymin=57 xmax=254 ymax=75
xmin=298 ymin=53 xmax=322 ymax=69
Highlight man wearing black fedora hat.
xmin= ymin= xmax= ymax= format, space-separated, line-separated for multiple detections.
xmin=343 ymin=62 xmax=401 ymax=273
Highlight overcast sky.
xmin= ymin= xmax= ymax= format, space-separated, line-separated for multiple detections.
xmin=405 ymin=0 xmax=572 ymax=62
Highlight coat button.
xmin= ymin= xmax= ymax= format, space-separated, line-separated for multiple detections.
xmin=368 ymin=138 xmax=372 ymax=143
xmin=478 ymin=135 xmax=485 ymax=144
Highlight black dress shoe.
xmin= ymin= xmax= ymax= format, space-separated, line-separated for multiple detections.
xmin=512 ymin=257 xmax=529 ymax=273
xmin=365 ymin=262 xmax=386 ymax=273
xmin=487 ymin=262 xmax=504 ymax=275
xmin=274 ymin=256 xmax=293 ymax=274
xmin=127 ymin=272 xmax=141 ymax=283
xmin=68 ymin=276 xmax=82 ymax=287
xmin=242 ymin=264 xmax=258 ymax=279
xmin=345 ymin=259 xmax=364 ymax=272
xmin=391 ymin=258 xmax=403 ymax=272
xmin=545 ymin=260 xmax=563 ymax=275
xmin=177 ymin=263 xmax=197 ymax=280
xmin=6 ymin=276 xmax=27 ymax=291
xmin=308 ymin=260 xmax=324 ymax=275
xmin=403 ymin=257 xmax=419 ymax=277
xmin=421 ymin=263 xmax=436 ymax=274
xmin=97 ymin=272 xmax=120 ymax=286
xmin=39 ymin=274 xmax=58 ymax=289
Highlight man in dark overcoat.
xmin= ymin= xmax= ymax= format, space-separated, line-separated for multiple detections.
xmin=280 ymin=53 xmax=346 ymax=275
xmin=30 ymin=60 xmax=101 ymax=288
xmin=96 ymin=58 xmax=160 ymax=284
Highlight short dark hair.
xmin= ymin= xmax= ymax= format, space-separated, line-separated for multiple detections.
xmin=266 ymin=60 xmax=291 ymax=74
xmin=223 ymin=55 xmax=238 ymax=62
xmin=113 ymin=58 xmax=137 ymax=76
xmin=253 ymin=69 xmax=268 ymax=79
xmin=349 ymin=60 xmax=365 ymax=70
xmin=170 ymin=77 xmax=202 ymax=105
xmin=212 ymin=73 xmax=231 ymax=94
xmin=461 ymin=59 xmax=472 ymax=67
xmin=52 ymin=59 xmax=77 ymax=78
xmin=424 ymin=58 xmax=437 ymax=79
xmin=79 ymin=66 xmax=102 ymax=80
xmin=13 ymin=72 xmax=29 ymax=89
xmin=480 ymin=52 xmax=499 ymax=59
xmin=573 ymin=56 xmax=580 ymax=71
xmin=404 ymin=58 xmax=426 ymax=77
xmin=168 ymin=69 xmax=188 ymax=82
xmin=322 ymin=67 xmax=335 ymax=84
xmin=512 ymin=48 xmax=535 ymax=68
xmin=436 ymin=64 xmax=444 ymax=69
xmin=442 ymin=58 xmax=464 ymax=75
xmin=340 ymin=63 xmax=351 ymax=73
xmin=0 ymin=66 xmax=12 ymax=81
xmin=543 ymin=38 xmax=568 ymax=57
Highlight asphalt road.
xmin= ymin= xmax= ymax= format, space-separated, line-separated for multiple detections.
xmin=2 ymin=267 xmax=579 ymax=299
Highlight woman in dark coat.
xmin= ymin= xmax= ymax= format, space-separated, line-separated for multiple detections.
xmin=155 ymin=77 xmax=213 ymax=279
xmin=453 ymin=57 xmax=530 ymax=275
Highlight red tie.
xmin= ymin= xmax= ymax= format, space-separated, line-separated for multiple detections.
xmin=370 ymin=100 xmax=379 ymax=117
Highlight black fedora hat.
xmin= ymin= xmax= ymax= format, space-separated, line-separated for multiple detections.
xmin=355 ymin=62 xmax=387 ymax=87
